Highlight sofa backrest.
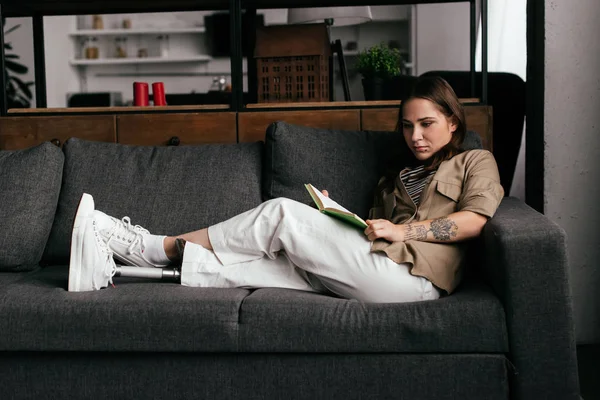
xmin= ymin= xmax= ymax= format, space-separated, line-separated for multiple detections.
xmin=0 ymin=142 xmax=64 ymax=271
xmin=42 ymin=138 xmax=263 ymax=265
xmin=262 ymin=122 xmax=483 ymax=220
xmin=262 ymin=122 xmax=403 ymax=219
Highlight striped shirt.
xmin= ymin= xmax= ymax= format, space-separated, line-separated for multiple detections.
xmin=400 ymin=165 xmax=437 ymax=205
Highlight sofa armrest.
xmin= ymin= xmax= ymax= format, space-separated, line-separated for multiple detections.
xmin=480 ymin=197 xmax=580 ymax=400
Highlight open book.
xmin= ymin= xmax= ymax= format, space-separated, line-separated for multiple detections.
xmin=305 ymin=183 xmax=368 ymax=229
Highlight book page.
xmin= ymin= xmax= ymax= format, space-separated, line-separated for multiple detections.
xmin=305 ymin=184 xmax=367 ymax=229
xmin=306 ymin=184 xmax=352 ymax=213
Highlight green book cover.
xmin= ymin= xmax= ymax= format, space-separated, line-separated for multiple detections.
xmin=305 ymin=184 xmax=368 ymax=230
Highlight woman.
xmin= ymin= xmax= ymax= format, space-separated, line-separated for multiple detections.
xmin=68 ymin=76 xmax=504 ymax=302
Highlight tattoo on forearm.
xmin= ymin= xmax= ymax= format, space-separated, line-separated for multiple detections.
xmin=405 ymin=223 xmax=428 ymax=240
xmin=429 ymin=217 xmax=459 ymax=241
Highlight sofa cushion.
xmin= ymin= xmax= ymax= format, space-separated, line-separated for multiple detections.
xmin=43 ymin=138 xmax=263 ymax=264
xmin=0 ymin=271 xmax=30 ymax=287
xmin=0 ymin=266 xmax=507 ymax=354
xmin=0 ymin=266 xmax=250 ymax=352
xmin=238 ymin=279 xmax=508 ymax=353
xmin=0 ymin=142 xmax=63 ymax=271
xmin=262 ymin=122 xmax=403 ymax=219
xmin=262 ymin=122 xmax=483 ymax=219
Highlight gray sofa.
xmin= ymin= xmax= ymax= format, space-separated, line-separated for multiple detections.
xmin=0 ymin=121 xmax=580 ymax=399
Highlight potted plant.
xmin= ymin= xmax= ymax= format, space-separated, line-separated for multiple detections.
xmin=355 ymin=43 xmax=404 ymax=101
xmin=3 ymin=18 xmax=35 ymax=109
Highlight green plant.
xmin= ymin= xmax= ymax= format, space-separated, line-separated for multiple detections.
xmin=3 ymin=18 xmax=34 ymax=108
xmin=355 ymin=43 xmax=404 ymax=80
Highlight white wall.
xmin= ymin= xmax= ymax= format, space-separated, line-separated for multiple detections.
xmin=414 ymin=3 xmax=471 ymax=75
xmin=43 ymin=16 xmax=80 ymax=108
xmin=545 ymin=0 xmax=600 ymax=343
xmin=3 ymin=18 xmax=36 ymax=107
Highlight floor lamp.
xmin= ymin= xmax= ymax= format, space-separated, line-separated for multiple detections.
xmin=287 ymin=6 xmax=372 ymax=101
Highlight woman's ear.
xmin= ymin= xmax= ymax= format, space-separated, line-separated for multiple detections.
xmin=449 ymin=116 xmax=459 ymax=134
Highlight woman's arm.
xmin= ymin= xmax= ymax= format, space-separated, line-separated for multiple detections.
xmin=365 ymin=211 xmax=488 ymax=243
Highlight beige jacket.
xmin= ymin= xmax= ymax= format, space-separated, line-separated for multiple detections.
xmin=369 ymin=149 xmax=504 ymax=294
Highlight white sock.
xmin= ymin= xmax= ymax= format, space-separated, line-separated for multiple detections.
xmin=142 ymin=234 xmax=170 ymax=266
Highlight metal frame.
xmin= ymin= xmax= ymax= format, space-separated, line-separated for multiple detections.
xmin=229 ymin=0 xmax=243 ymax=111
xmin=468 ymin=0 xmax=487 ymax=104
xmin=0 ymin=5 xmax=7 ymax=116
xmin=32 ymin=16 xmax=47 ymax=108
xmin=525 ymin=0 xmax=544 ymax=213
xmin=480 ymin=0 xmax=487 ymax=104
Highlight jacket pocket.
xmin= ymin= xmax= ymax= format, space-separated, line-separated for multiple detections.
xmin=436 ymin=181 xmax=462 ymax=202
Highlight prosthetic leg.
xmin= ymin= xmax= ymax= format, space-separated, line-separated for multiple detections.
xmin=112 ymin=237 xmax=185 ymax=283
xmin=114 ymin=266 xmax=181 ymax=282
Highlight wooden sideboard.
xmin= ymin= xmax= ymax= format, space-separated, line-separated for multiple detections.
xmin=0 ymin=105 xmax=492 ymax=151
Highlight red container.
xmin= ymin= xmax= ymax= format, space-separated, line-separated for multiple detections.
xmin=133 ymin=82 xmax=149 ymax=106
xmin=152 ymin=82 xmax=167 ymax=106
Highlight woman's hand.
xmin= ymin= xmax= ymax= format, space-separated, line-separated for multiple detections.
xmin=364 ymin=219 xmax=404 ymax=242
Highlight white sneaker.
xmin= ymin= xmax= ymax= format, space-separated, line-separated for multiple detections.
xmin=68 ymin=193 xmax=117 ymax=292
xmin=93 ymin=211 xmax=168 ymax=269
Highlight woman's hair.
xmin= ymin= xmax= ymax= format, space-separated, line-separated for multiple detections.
xmin=397 ymin=76 xmax=467 ymax=170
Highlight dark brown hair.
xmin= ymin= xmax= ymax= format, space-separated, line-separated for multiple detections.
xmin=397 ymin=76 xmax=467 ymax=171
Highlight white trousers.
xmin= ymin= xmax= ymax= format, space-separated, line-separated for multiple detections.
xmin=180 ymin=198 xmax=441 ymax=303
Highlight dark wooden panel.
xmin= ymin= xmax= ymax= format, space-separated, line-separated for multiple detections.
xmin=117 ymin=112 xmax=237 ymax=145
xmin=360 ymin=108 xmax=400 ymax=132
xmin=464 ymin=106 xmax=493 ymax=152
xmin=0 ymin=115 xmax=116 ymax=150
xmin=361 ymin=105 xmax=494 ymax=152
xmin=238 ymin=110 xmax=360 ymax=143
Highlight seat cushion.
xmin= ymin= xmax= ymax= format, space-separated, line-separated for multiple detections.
xmin=0 ymin=266 xmax=507 ymax=354
xmin=43 ymin=138 xmax=264 ymax=264
xmin=0 ymin=142 xmax=64 ymax=271
xmin=0 ymin=266 xmax=250 ymax=352
xmin=0 ymin=271 xmax=30 ymax=287
xmin=238 ymin=279 xmax=508 ymax=353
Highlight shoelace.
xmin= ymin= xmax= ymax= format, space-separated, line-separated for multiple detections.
xmin=106 ymin=216 xmax=149 ymax=255
xmin=93 ymin=221 xmax=117 ymax=288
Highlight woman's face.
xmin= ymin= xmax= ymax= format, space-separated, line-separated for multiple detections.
xmin=401 ymin=98 xmax=457 ymax=162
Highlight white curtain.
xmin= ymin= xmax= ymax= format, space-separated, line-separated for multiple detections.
xmin=476 ymin=0 xmax=527 ymax=200
xmin=476 ymin=0 xmax=527 ymax=80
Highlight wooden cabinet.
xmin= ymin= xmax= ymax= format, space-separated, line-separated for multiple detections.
xmin=0 ymin=105 xmax=491 ymax=150
xmin=0 ymin=115 xmax=116 ymax=150
xmin=117 ymin=112 xmax=237 ymax=145
xmin=238 ymin=110 xmax=360 ymax=143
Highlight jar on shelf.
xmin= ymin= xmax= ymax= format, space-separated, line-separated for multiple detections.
xmin=83 ymin=36 xmax=99 ymax=59
xmin=92 ymin=15 xmax=104 ymax=30
xmin=157 ymin=35 xmax=170 ymax=58
xmin=114 ymin=37 xmax=128 ymax=58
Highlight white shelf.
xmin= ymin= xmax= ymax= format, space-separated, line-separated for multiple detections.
xmin=70 ymin=55 xmax=212 ymax=66
xmin=69 ymin=27 xmax=206 ymax=37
